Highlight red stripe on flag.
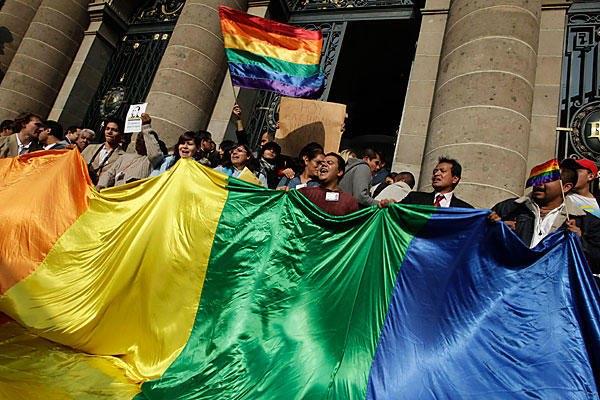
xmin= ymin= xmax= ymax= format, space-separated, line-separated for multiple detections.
xmin=219 ymin=6 xmax=322 ymax=41
xmin=529 ymin=159 xmax=559 ymax=177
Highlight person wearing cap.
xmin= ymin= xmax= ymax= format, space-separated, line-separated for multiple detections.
xmin=490 ymin=162 xmax=600 ymax=277
xmin=561 ymin=158 xmax=600 ymax=212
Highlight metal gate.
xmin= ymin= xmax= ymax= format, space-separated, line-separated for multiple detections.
xmin=557 ymin=1 xmax=600 ymax=162
xmin=244 ymin=21 xmax=347 ymax=149
xmin=242 ymin=0 xmax=421 ymax=148
xmin=82 ymin=0 xmax=185 ymax=136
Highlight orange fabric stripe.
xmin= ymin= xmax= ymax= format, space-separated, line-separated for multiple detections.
xmin=221 ymin=18 xmax=321 ymax=55
xmin=0 ymin=150 xmax=90 ymax=294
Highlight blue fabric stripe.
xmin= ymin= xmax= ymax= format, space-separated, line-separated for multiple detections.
xmin=227 ymin=62 xmax=324 ymax=90
xmin=367 ymin=210 xmax=600 ymax=399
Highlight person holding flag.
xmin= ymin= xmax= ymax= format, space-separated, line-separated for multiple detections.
xmin=490 ymin=159 xmax=600 ymax=276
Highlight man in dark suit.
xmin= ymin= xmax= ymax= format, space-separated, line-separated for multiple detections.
xmin=401 ymin=156 xmax=473 ymax=208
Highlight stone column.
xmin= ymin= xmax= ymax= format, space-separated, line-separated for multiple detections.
xmin=527 ymin=4 xmax=569 ymax=172
xmin=0 ymin=0 xmax=90 ymax=120
xmin=0 ymin=0 xmax=42 ymax=76
xmin=145 ymin=0 xmax=248 ymax=146
xmin=48 ymin=1 xmax=127 ymax=127
xmin=392 ymin=0 xmax=451 ymax=186
xmin=419 ymin=0 xmax=542 ymax=208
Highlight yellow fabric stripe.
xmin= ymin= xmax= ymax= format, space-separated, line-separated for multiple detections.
xmin=0 ymin=321 xmax=139 ymax=399
xmin=0 ymin=159 xmax=229 ymax=383
xmin=224 ymin=32 xmax=320 ymax=65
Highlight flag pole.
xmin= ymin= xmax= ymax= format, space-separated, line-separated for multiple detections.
xmin=560 ymin=178 xmax=570 ymax=221
xmin=230 ymin=79 xmax=237 ymax=102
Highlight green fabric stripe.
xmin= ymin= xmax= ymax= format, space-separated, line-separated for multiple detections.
xmin=136 ymin=179 xmax=434 ymax=399
xmin=226 ymin=48 xmax=321 ymax=78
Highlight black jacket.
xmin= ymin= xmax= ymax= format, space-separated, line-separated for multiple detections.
xmin=493 ymin=196 xmax=600 ymax=274
xmin=195 ymin=145 xmax=220 ymax=168
xmin=401 ymin=191 xmax=474 ymax=208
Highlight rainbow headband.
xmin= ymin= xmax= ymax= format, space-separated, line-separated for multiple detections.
xmin=526 ymin=159 xmax=560 ymax=188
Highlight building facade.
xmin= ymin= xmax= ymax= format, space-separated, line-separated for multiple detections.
xmin=0 ymin=0 xmax=598 ymax=207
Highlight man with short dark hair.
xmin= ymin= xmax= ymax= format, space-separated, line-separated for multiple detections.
xmin=97 ymin=113 xmax=163 ymax=189
xmin=82 ymin=117 xmax=125 ymax=184
xmin=401 ymin=157 xmax=473 ymax=208
xmin=491 ymin=163 xmax=600 ymax=275
xmin=299 ymin=152 xmax=359 ymax=216
xmin=197 ymin=130 xmax=219 ymax=167
xmin=560 ymin=158 xmax=600 ymax=212
xmin=339 ymin=148 xmax=383 ymax=207
xmin=375 ymin=171 xmax=415 ymax=202
xmin=64 ymin=125 xmax=81 ymax=145
xmin=0 ymin=112 xmax=44 ymax=158
xmin=38 ymin=120 xmax=68 ymax=150
xmin=0 ymin=119 xmax=13 ymax=137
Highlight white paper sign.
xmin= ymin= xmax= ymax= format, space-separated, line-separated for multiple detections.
xmin=124 ymin=103 xmax=148 ymax=133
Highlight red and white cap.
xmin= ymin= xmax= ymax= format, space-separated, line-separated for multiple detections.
xmin=561 ymin=158 xmax=599 ymax=177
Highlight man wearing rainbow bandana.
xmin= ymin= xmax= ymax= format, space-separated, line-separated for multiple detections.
xmin=490 ymin=160 xmax=600 ymax=278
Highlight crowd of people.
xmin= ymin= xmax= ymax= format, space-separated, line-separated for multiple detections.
xmin=1 ymin=108 xmax=599 ymax=280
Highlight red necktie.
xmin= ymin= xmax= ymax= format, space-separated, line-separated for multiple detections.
xmin=434 ymin=194 xmax=445 ymax=207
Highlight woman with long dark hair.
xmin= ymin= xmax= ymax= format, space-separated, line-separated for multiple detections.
xmin=214 ymin=143 xmax=267 ymax=186
xmin=258 ymin=141 xmax=286 ymax=189
xmin=151 ymin=131 xmax=201 ymax=176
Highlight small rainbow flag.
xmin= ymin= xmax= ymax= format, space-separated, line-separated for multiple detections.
xmin=219 ymin=6 xmax=325 ymax=98
xmin=526 ymin=159 xmax=561 ymax=187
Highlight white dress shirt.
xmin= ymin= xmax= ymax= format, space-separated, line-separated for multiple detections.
xmin=530 ymin=202 xmax=564 ymax=248
xmin=434 ymin=192 xmax=454 ymax=208
xmin=98 ymin=145 xmax=112 ymax=165
xmin=15 ymin=134 xmax=30 ymax=155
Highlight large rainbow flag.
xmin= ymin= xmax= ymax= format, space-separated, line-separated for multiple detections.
xmin=0 ymin=151 xmax=598 ymax=399
xmin=219 ymin=6 xmax=325 ymax=98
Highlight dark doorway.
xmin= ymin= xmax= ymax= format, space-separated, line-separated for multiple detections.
xmin=327 ymin=19 xmax=419 ymax=160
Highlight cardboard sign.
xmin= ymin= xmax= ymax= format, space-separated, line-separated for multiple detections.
xmin=124 ymin=103 xmax=148 ymax=133
xmin=276 ymin=97 xmax=346 ymax=157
